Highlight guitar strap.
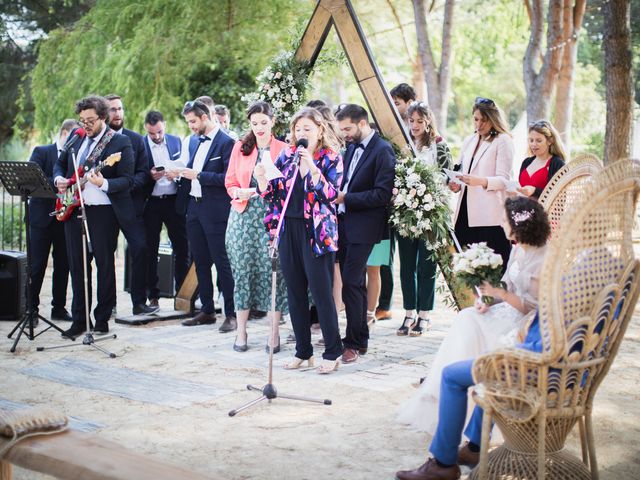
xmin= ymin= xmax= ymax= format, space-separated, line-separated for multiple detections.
xmin=83 ymin=128 xmax=116 ymax=171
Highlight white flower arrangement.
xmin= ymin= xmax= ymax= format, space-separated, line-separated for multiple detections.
xmin=241 ymin=51 xmax=310 ymax=135
xmin=390 ymin=154 xmax=452 ymax=251
xmin=452 ymin=242 xmax=504 ymax=303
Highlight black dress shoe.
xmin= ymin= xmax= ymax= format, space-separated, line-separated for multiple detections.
xmin=358 ymin=347 xmax=368 ymax=356
xmin=133 ymin=304 xmax=160 ymax=315
xmin=233 ymin=335 xmax=248 ymax=352
xmin=62 ymin=325 xmax=87 ymax=340
xmin=218 ymin=316 xmax=237 ymax=333
xmin=265 ymin=336 xmax=281 ymax=354
xmin=93 ymin=322 xmax=109 ymax=335
xmin=182 ymin=312 xmax=217 ymax=326
xmin=51 ymin=307 xmax=72 ymax=321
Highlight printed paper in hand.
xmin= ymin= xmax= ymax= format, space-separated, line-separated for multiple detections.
xmin=260 ymin=154 xmax=283 ymax=181
xmin=443 ymin=168 xmax=463 ymax=185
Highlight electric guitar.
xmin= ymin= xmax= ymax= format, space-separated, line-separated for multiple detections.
xmin=53 ymin=152 xmax=121 ymax=222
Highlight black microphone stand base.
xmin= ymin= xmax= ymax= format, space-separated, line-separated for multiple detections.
xmin=36 ymin=332 xmax=118 ymax=358
xmin=8 ymin=310 xmax=66 ymax=353
xmin=228 ymin=383 xmax=331 ymax=417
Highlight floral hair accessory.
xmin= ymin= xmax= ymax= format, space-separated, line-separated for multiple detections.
xmin=511 ymin=209 xmax=534 ymax=225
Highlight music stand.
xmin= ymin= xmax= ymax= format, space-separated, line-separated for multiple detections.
xmin=0 ymin=161 xmax=67 ymax=352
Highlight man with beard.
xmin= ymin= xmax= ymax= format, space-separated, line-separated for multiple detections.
xmin=53 ymin=95 xmax=139 ymax=338
xmin=171 ymin=100 xmax=236 ymax=330
xmin=105 ymin=94 xmax=157 ymax=315
xmin=142 ymin=110 xmax=189 ymax=307
xmin=335 ymin=104 xmax=395 ymax=364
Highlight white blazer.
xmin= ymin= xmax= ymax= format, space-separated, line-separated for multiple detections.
xmin=453 ymin=133 xmax=514 ymax=228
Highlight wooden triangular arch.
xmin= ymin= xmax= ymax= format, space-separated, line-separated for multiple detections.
xmin=172 ymin=0 xmax=472 ymax=314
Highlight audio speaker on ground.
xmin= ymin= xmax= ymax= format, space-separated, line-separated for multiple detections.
xmin=0 ymin=251 xmax=27 ymax=320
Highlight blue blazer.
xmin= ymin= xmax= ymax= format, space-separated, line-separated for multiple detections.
xmin=175 ymin=129 xmax=234 ymax=221
xmin=121 ymin=128 xmax=150 ymax=215
xmin=28 ymin=143 xmax=58 ymax=228
xmin=340 ymin=132 xmax=396 ymax=244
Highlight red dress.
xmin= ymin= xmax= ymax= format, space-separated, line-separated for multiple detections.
xmin=519 ymin=157 xmax=552 ymax=191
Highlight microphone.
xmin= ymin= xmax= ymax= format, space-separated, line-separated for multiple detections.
xmin=60 ymin=127 xmax=86 ymax=153
xmin=292 ymin=138 xmax=308 ymax=165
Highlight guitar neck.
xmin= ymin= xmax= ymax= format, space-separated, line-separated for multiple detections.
xmin=78 ymin=160 xmax=105 ymax=187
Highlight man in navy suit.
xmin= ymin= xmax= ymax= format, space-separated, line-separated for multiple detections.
xmin=142 ymin=110 xmax=189 ymax=307
xmin=27 ymin=119 xmax=77 ymax=324
xmin=335 ymin=104 xmax=396 ymax=364
xmin=54 ymin=95 xmax=142 ymax=339
xmin=105 ymin=94 xmax=156 ymax=315
xmin=172 ymin=100 xmax=236 ymax=330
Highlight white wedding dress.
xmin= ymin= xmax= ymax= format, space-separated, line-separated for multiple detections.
xmin=396 ymin=243 xmax=547 ymax=435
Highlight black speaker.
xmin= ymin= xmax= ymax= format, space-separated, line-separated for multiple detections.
xmin=0 ymin=251 xmax=27 ymax=320
xmin=124 ymin=244 xmax=175 ymax=298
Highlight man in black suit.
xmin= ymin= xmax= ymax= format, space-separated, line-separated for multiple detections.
xmin=142 ymin=110 xmax=189 ymax=307
xmin=171 ymin=100 xmax=236 ymax=331
xmin=335 ymin=104 xmax=396 ymax=364
xmin=27 ymin=119 xmax=78 ymax=324
xmin=54 ymin=95 xmax=143 ymax=339
xmin=105 ymin=94 xmax=156 ymax=315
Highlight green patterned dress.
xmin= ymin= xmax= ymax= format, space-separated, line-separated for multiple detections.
xmin=225 ymin=158 xmax=288 ymax=313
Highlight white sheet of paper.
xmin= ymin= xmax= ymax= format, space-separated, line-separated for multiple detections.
xmin=504 ymin=180 xmax=520 ymax=193
xmin=443 ymin=168 xmax=463 ymax=185
xmin=238 ymin=187 xmax=258 ymax=198
xmin=260 ymin=156 xmax=283 ymax=181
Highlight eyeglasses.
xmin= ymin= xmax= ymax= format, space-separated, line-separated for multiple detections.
xmin=528 ymin=120 xmax=550 ymax=129
xmin=184 ymin=100 xmax=208 ymax=111
xmin=79 ymin=117 xmax=99 ymax=127
xmin=474 ymin=97 xmax=496 ymax=107
xmin=334 ymin=103 xmax=348 ymax=114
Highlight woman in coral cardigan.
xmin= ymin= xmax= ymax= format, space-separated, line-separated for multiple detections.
xmin=225 ymin=101 xmax=288 ymax=353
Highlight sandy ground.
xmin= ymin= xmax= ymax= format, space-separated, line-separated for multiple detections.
xmin=1 ymin=250 xmax=639 ymax=480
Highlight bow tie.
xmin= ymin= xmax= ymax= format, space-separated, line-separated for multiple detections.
xmin=355 ymin=143 xmax=365 ymax=150
xmin=199 ymin=135 xmax=211 ymax=143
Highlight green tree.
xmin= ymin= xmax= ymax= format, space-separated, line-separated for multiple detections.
xmin=26 ymin=0 xmax=310 ymax=139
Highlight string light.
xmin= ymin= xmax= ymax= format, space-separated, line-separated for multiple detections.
xmin=547 ymin=32 xmax=580 ymax=51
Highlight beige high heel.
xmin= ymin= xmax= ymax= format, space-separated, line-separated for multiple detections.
xmin=317 ymin=358 xmax=340 ymax=374
xmin=283 ymin=356 xmax=315 ymax=370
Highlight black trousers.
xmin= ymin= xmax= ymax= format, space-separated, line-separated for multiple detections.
xmin=279 ymin=218 xmax=342 ymax=361
xmin=64 ymin=205 xmax=119 ymax=327
xmin=186 ymin=198 xmax=235 ymax=316
xmin=455 ymin=190 xmax=511 ymax=272
xmin=338 ymin=220 xmax=374 ymax=350
xmin=143 ymin=195 xmax=189 ymax=299
xmin=377 ymin=228 xmax=396 ymax=310
xmin=29 ymin=220 xmax=69 ymax=311
xmin=118 ymin=213 xmax=148 ymax=307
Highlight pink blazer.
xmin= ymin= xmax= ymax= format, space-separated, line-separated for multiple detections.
xmin=225 ymin=136 xmax=287 ymax=213
xmin=453 ymin=132 xmax=514 ymax=227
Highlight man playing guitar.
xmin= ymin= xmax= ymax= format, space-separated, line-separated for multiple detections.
xmin=53 ymin=95 xmax=141 ymax=339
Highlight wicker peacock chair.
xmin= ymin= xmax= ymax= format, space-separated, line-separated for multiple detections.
xmin=469 ymin=159 xmax=640 ymax=480
xmin=538 ymin=154 xmax=603 ymax=234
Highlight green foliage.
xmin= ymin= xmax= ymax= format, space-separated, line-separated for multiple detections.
xmin=26 ymin=0 xmax=310 ymax=139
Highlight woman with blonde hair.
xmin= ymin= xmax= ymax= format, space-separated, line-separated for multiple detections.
xmin=517 ymin=119 xmax=567 ymax=198
xmin=255 ymin=107 xmax=343 ymax=374
xmin=449 ymin=97 xmax=514 ymax=269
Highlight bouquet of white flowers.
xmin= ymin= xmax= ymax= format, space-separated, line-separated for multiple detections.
xmin=241 ymin=51 xmax=309 ymax=135
xmin=390 ymin=154 xmax=452 ymax=251
xmin=452 ymin=242 xmax=504 ymax=304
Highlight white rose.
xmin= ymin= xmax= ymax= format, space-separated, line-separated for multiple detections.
xmin=416 ymin=210 xmax=423 ymax=219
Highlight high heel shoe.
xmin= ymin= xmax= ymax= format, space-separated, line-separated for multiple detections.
xmin=283 ymin=356 xmax=315 ymax=369
xmin=265 ymin=335 xmax=281 ymax=354
xmin=397 ymin=316 xmax=415 ymax=336
xmin=317 ymin=358 xmax=340 ymax=374
xmin=410 ymin=317 xmax=431 ymax=336
xmin=233 ymin=335 xmax=248 ymax=352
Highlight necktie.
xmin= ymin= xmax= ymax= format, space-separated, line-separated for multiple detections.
xmin=79 ymin=138 xmax=94 ymax=166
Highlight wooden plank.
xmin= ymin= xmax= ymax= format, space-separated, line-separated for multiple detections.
xmin=331 ymin=4 xmax=377 ymax=82
xmin=2 ymin=430 xmax=216 ymax=480
xmin=174 ymin=263 xmax=197 ymax=312
xmin=0 ymin=461 xmax=11 ymax=480
xmin=359 ymin=77 xmax=408 ymax=148
xmin=295 ymin=2 xmax=333 ymax=65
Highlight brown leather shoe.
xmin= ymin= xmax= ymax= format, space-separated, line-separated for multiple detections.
xmin=457 ymin=442 xmax=480 ymax=467
xmin=341 ymin=347 xmax=359 ymax=364
xmin=218 ymin=315 xmax=237 ymax=333
xmin=182 ymin=312 xmax=216 ymax=326
xmin=375 ymin=308 xmax=392 ymax=321
xmin=395 ymin=458 xmax=460 ymax=480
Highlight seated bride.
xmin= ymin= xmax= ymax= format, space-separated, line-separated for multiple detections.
xmin=397 ymin=196 xmax=551 ymax=434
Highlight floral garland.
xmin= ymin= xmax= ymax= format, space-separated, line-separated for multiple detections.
xmin=390 ymin=152 xmax=452 ymax=252
xmin=241 ymin=51 xmax=310 ymax=135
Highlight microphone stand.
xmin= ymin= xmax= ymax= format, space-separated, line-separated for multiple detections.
xmin=229 ymin=151 xmax=331 ymax=417
xmin=37 ymin=147 xmax=117 ymax=358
